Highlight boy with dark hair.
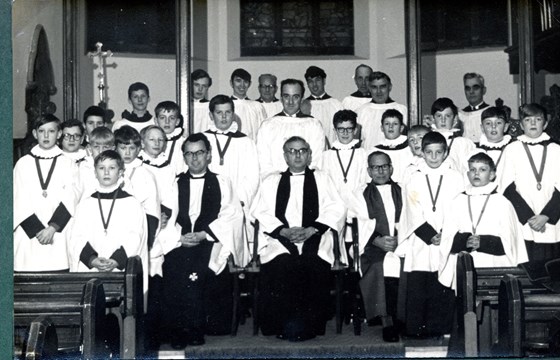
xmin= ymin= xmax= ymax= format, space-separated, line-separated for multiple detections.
xmin=14 ymin=114 xmax=76 ymax=271
xmin=474 ymin=106 xmax=514 ymax=168
xmin=82 ymin=105 xmax=108 ymax=148
xmin=304 ymin=65 xmax=343 ymax=145
xmin=374 ymin=109 xmax=412 ymax=184
xmin=439 ymin=153 xmax=528 ymax=289
xmin=229 ymin=68 xmax=267 ymax=140
xmin=154 ymin=100 xmax=186 ymax=174
xmin=114 ymin=125 xmax=161 ymax=251
xmin=191 ymin=69 xmax=213 ymax=133
xmin=113 ymin=82 xmax=153 ymax=132
xmin=398 ymin=131 xmax=464 ymax=337
xmin=499 ymin=103 xmax=560 ymax=262
xmin=60 ymin=119 xmax=87 ymax=164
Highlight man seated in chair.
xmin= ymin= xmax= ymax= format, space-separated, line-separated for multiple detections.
xmin=251 ymin=136 xmax=346 ymax=341
xmin=347 ymin=151 xmax=403 ymax=342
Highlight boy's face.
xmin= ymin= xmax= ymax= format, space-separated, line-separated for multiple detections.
xmin=306 ymin=76 xmax=325 ymax=97
xmin=61 ymin=126 xmax=84 ymax=153
xmin=210 ymin=103 xmax=235 ymax=131
xmin=407 ymin=129 xmax=429 ymax=157
xmin=369 ymin=78 xmax=391 ymax=104
xmin=368 ymin=154 xmax=393 ymax=185
xmin=95 ymin=158 xmax=123 ymax=188
xmin=89 ymin=141 xmax=115 ymax=158
xmin=129 ymin=90 xmax=150 ymax=113
xmin=117 ymin=142 xmax=141 ymax=164
xmin=520 ymin=115 xmax=547 ymax=139
xmin=422 ymin=143 xmax=448 ymax=169
xmin=183 ymin=140 xmax=211 ymax=175
xmin=85 ymin=116 xmax=105 ymax=137
xmin=381 ymin=117 xmax=404 ymax=140
xmin=335 ymin=120 xmax=357 ymax=145
xmin=433 ymin=107 xmax=456 ymax=130
xmin=230 ymin=76 xmax=250 ymax=99
xmin=33 ymin=122 xmax=61 ymax=150
xmin=155 ymin=110 xmax=180 ymax=134
xmin=467 ymin=161 xmax=495 ymax=187
xmin=142 ymin=128 xmax=167 ymax=158
xmin=192 ymin=78 xmax=210 ymax=100
xmin=481 ymin=117 xmax=508 ymax=143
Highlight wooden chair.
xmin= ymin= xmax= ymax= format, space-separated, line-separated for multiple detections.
xmin=498 ymin=274 xmax=560 ymax=357
xmin=14 ymin=256 xmax=144 ymax=359
xmin=230 ymin=219 xmax=260 ymax=336
xmin=14 ymin=278 xmax=106 ymax=359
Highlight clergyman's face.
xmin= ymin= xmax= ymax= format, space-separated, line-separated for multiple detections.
xmin=283 ymin=140 xmax=311 ymax=173
xmin=258 ymin=77 xmax=277 ymax=102
xmin=464 ymin=78 xmax=486 ymax=107
xmin=367 ymin=154 xmax=393 ymax=185
xmin=354 ymin=66 xmax=372 ymax=95
xmin=369 ymin=78 xmax=392 ymax=104
xmin=281 ymin=83 xmax=303 ymax=116
xmin=183 ymin=140 xmax=211 ymax=175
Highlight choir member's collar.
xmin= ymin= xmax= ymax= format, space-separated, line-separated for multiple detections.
xmin=518 ymin=133 xmax=550 ymax=145
xmin=30 ymin=145 xmax=63 ymax=159
xmin=256 ymin=97 xmax=279 ymax=103
xmin=63 ymin=148 xmax=88 ymax=163
xmin=277 ymin=110 xmax=311 ymax=118
xmin=464 ymin=182 xmax=498 ymax=196
xmin=307 ymin=93 xmax=331 ymax=101
xmin=377 ymin=135 xmax=408 ymax=149
xmin=370 ymin=97 xmax=395 ymax=104
xmin=138 ymin=150 xmax=169 ymax=167
xmin=166 ymin=127 xmax=184 ymax=141
xmin=121 ymin=110 xmax=153 ymax=122
xmin=95 ymin=179 xmax=125 ymax=194
xmin=208 ymin=121 xmax=239 ymax=134
xmin=194 ymin=98 xmax=209 ymax=103
xmin=231 ymin=95 xmax=250 ymax=101
xmin=350 ymin=90 xmax=371 ymax=98
xmin=478 ymin=134 xmax=512 ymax=149
xmin=125 ymin=158 xmax=143 ymax=170
xmin=331 ymin=139 xmax=360 ymax=150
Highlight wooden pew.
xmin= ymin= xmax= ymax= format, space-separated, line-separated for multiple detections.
xmin=14 ymin=278 xmax=106 ymax=359
xmin=14 ymin=256 xmax=144 ymax=359
xmin=450 ymin=252 xmax=548 ymax=357
xmin=498 ymin=274 xmax=560 ymax=357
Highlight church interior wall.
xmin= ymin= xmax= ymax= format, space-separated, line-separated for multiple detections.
xmin=12 ymin=0 xmax=64 ymax=139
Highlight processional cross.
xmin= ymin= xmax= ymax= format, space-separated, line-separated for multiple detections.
xmin=87 ymin=42 xmax=115 ymax=120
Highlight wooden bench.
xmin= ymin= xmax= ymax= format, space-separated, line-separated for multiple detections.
xmin=449 ymin=252 xmax=548 ymax=357
xmin=498 ymin=274 xmax=560 ymax=357
xmin=14 ymin=278 xmax=106 ymax=359
xmin=14 ymin=256 xmax=144 ymax=359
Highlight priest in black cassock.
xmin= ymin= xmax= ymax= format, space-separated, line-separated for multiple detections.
xmin=251 ymin=136 xmax=346 ymax=341
xmin=156 ymin=133 xmax=243 ymax=348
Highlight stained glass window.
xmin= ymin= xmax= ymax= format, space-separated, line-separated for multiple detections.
xmin=240 ymin=0 xmax=354 ymax=56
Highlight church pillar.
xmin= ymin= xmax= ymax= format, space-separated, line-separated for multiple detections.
xmin=405 ymin=0 xmax=422 ymax=126
xmin=518 ymin=0 xmax=535 ymax=104
xmin=63 ymin=0 xmax=79 ymax=121
xmin=177 ymin=0 xmax=193 ymax=134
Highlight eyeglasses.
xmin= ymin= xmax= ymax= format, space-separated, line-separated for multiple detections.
xmin=369 ymin=164 xmax=391 ymax=172
xmin=184 ymin=150 xmax=207 ymax=158
xmin=336 ymin=127 xmax=355 ymax=134
xmin=285 ymin=148 xmax=310 ymax=156
xmin=259 ymin=85 xmax=276 ymax=90
xmin=62 ymin=133 xmax=82 ymax=141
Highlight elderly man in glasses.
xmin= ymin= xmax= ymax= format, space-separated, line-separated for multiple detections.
xmin=251 ymin=136 xmax=346 ymax=342
xmin=256 ymin=73 xmax=283 ymax=119
xmin=257 ymin=79 xmax=326 ymax=179
xmin=155 ymin=132 xmax=243 ymax=349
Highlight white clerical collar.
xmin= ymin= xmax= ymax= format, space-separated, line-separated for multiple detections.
xmin=290 ymin=170 xmax=306 ymax=176
xmin=518 ymin=133 xmax=550 ymax=144
xmin=209 ymin=121 xmax=239 ymax=134
xmin=31 ymin=145 xmax=63 ymax=159
xmin=190 ymin=171 xmax=207 ymax=179
xmin=465 ymin=182 xmax=498 ymax=196
xmin=166 ymin=127 xmax=183 ymax=140
xmin=479 ymin=134 xmax=512 ymax=148
xmin=470 ymin=102 xmax=485 ymax=111
xmin=332 ymin=139 xmax=359 ymax=150
xmin=63 ymin=148 xmax=87 ymax=161
xmin=379 ymin=135 xmax=407 ymax=147
xmin=312 ymin=93 xmax=326 ymax=100
xmin=96 ymin=179 xmax=125 ymax=193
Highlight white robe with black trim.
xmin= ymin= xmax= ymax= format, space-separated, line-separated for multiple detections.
xmin=374 ymin=135 xmax=414 ymax=185
xmin=439 ymin=183 xmax=528 ymax=290
xmin=356 ymin=101 xmax=408 ymax=150
xmin=250 ymin=169 xmax=347 ymax=266
xmin=497 ymin=133 xmax=560 ymax=243
xmin=13 ymin=145 xmax=77 ymax=271
xmin=398 ymin=162 xmax=465 ymax=272
xmin=164 ymin=128 xmax=187 ymax=175
xmin=342 ymin=94 xmax=372 ymax=112
xmin=192 ymin=99 xmax=211 ymax=134
xmin=232 ymin=99 xmax=268 ymax=141
xmin=256 ymin=113 xmax=326 ymax=179
xmin=308 ymin=97 xmax=344 ymax=146
xmin=152 ymin=172 xmax=244 ymax=275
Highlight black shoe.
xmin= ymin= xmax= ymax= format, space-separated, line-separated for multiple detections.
xmin=382 ymin=326 xmax=400 ymax=342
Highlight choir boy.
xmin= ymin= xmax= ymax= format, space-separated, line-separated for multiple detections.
xmin=401 ymin=125 xmax=431 ymax=185
xmin=113 ymin=82 xmax=153 ymax=132
xmin=191 ymin=69 xmax=213 ymax=134
xmin=229 ymin=68 xmax=268 ymax=140
xmin=474 ymin=106 xmax=514 ymax=168
xmin=154 ymin=100 xmax=186 ymax=175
